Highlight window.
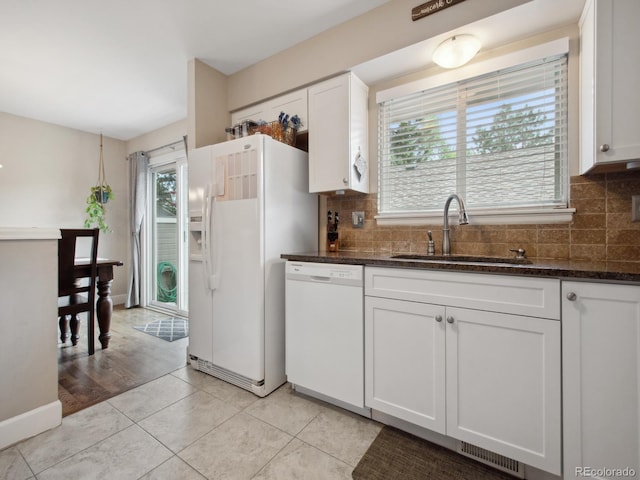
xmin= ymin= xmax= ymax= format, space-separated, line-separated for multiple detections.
xmin=377 ymin=41 xmax=570 ymax=224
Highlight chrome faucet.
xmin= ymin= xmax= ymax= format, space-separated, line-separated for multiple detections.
xmin=442 ymin=194 xmax=469 ymax=256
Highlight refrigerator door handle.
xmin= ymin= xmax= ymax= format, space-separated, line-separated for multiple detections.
xmin=202 ymin=182 xmax=210 ymax=285
xmin=204 ymin=182 xmax=220 ymax=291
xmin=202 ymin=183 xmax=217 ymax=291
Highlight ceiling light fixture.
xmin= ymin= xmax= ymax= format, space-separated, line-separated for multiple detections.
xmin=432 ymin=34 xmax=481 ymax=69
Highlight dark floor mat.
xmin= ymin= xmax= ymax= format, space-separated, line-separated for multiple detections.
xmin=134 ymin=317 xmax=188 ymax=342
xmin=353 ymin=426 xmax=516 ymax=480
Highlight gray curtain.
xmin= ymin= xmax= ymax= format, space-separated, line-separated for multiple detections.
xmin=125 ymin=151 xmax=148 ymax=308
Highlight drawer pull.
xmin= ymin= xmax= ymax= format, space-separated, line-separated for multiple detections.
xmin=566 ymin=292 xmax=577 ymax=301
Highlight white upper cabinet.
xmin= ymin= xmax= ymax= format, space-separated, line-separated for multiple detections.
xmin=231 ymin=104 xmax=266 ymax=128
xmin=308 ymin=72 xmax=369 ymax=193
xmin=231 ymin=88 xmax=308 ymax=133
xmin=265 ymin=89 xmax=308 ymax=132
xmin=580 ymin=0 xmax=640 ymax=173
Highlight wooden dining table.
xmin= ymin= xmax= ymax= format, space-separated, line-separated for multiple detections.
xmin=73 ymin=258 xmax=123 ymax=349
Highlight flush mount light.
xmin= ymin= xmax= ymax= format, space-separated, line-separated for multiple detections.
xmin=432 ymin=34 xmax=481 ymax=69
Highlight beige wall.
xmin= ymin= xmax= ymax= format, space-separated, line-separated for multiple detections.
xmin=0 ymin=112 xmax=129 ymax=299
xmin=226 ymin=0 xmax=531 ymax=111
xmin=0 ymin=238 xmax=59 ymax=426
xmin=126 ymin=118 xmax=187 ymax=155
xmin=189 ymin=0 xmax=577 ymax=188
xmin=188 ymin=59 xmax=229 ymax=149
xmin=185 ymin=0 xmax=557 ymax=149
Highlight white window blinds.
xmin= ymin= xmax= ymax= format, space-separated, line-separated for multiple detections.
xmin=378 ymin=54 xmax=568 ymax=217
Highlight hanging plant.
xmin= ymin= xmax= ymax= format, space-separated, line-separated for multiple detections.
xmin=84 ymin=133 xmax=114 ymax=232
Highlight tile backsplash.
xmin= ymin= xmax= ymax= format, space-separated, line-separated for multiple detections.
xmin=325 ymin=171 xmax=640 ymax=263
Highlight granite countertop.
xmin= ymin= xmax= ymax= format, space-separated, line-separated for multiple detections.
xmin=281 ymin=251 xmax=640 ymax=283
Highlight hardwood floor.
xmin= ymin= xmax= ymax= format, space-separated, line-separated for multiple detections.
xmin=57 ymin=306 xmax=188 ymax=417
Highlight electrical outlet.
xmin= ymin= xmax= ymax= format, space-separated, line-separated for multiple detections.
xmin=352 ymin=211 xmax=365 ymax=228
xmin=633 ymin=196 xmax=640 ymax=222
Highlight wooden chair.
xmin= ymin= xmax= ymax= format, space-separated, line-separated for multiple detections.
xmin=58 ymin=228 xmax=99 ymax=355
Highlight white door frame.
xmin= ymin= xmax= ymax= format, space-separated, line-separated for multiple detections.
xmin=143 ymin=149 xmax=188 ymax=317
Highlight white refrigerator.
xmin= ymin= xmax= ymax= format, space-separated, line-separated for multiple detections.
xmin=187 ymin=135 xmax=317 ymax=397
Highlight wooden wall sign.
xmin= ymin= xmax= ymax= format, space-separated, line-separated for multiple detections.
xmin=412 ymin=0 xmax=468 ymax=22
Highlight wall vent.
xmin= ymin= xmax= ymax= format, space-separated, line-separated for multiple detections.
xmin=457 ymin=441 xmax=525 ymax=478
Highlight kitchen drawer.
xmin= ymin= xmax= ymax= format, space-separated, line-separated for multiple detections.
xmin=365 ymin=267 xmax=560 ymax=320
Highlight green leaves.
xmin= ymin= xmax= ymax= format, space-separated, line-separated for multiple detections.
xmin=389 ymin=117 xmax=454 ymax=166
xmin=472 ymin=104 xmax=552 ymax=155
xmin=84 ymin=185 xmax=114 ymax=232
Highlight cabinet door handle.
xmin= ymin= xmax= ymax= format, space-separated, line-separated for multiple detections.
xmin=600 ymin=144 xmax=610 ymax=152
xmin=446 ymin=316 xmax=454 ymax=324
xmin=566 ymin=292 xmax=577 ymax=301
xmin=435 ymin=315 xmax=443 ymax=322
xmin=342 ymin=177 xmax=348 ymax=185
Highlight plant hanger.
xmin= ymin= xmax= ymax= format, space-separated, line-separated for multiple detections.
xmin=84 ymin=133 xmax=113 ymax=232
xmin=97 ymin=133 xmax=107 ymax=204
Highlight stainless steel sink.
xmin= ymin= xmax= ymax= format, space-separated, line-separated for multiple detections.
xmin=391 ymin=254 xmax=532 ymax=265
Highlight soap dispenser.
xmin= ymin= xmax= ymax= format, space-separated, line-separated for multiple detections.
xmin=427 ymin=230 xmax=435 ymax=256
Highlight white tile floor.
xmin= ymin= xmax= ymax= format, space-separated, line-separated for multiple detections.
xmin=1 ymin=367 xmax=382 ymax=480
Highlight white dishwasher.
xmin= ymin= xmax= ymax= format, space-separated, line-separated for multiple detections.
xmin=285 ymin=261 xmax=367 ymax=415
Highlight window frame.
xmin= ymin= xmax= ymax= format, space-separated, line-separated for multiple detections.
xmin=375 ymin=38 xmax=575 ymax=226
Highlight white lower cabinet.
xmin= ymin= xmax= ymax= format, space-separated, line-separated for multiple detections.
xmin=365 ymin=296 xmax=446 ymax=432
xmin=445 ymin=306 xmax=561 ymax=474
xmin=562 ymin=281 xmax=640 ymax=479
xmin=365 ymin=267 xmax=561 ymax=475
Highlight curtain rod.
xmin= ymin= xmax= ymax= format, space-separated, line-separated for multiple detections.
xmin=144 ymin=139 xmax=184 ymax=155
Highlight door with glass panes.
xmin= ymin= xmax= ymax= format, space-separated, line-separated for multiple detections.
xmin=147 ymin=157 xmax=188 ymax=315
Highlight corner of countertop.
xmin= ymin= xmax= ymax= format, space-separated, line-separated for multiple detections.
xmin=0 ymin=227 xmax=61 ymax=240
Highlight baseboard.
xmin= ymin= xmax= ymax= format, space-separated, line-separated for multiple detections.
xmin=0 ymin=400 xmax=62 ymax=450
xmin=112 ymin=293 xmax=127 ymax=306
xmin=292 ymin=384 xmax=372 ymax=418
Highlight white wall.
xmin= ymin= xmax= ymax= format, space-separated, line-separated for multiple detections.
xmin=0 ymin=111 xmax=129 ymax=299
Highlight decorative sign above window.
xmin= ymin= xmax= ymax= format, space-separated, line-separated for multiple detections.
xmin=412 ymin=0 xmax=468 ymax=22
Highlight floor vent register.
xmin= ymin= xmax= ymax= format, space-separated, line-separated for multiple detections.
xmin=457 ymin=441 xmax=525 ymax=478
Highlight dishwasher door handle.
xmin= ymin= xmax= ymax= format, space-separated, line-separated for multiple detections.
xmin=310 ymin=275 xmax=332 ymax=282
